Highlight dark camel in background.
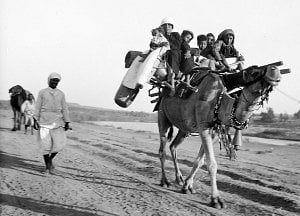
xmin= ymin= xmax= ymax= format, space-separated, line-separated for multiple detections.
xmin=9 ymin=85 xmax=27 ymax=131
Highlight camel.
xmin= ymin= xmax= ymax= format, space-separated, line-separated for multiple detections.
xmin=157 ymin=63 xmax=286 ymax=209
xmin=9 ymin=85 xmax=27 ymax=131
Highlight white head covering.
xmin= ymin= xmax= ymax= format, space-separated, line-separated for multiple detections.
xmin=48 ymin=72 xmax=61 ymax=84
xmin=160 ymin=17 xmax=175 ymax=27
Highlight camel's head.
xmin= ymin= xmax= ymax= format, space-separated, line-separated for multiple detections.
xmin=233 ymin=64 xmax=289 ymax=128
xmin=9 ymin=85 xmax=24 ymax=97
xmin=264 ymin=65 xmax=281 ymax=86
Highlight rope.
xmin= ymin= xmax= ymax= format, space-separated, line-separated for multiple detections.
xmin=274 ymin=87 xmax=300 ymax=104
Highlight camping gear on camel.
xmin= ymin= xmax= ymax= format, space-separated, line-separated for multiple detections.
xmin=114 ymin=84 xmax=140 ymax=108
xmin=225 ymin=57 xmax=243 ymax=70
xmin=115 ymin=49 xmax=168 ymax=108
xmin=124 ymin=51 xmax=142 ymax=68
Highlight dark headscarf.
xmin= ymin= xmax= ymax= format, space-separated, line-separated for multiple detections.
xmin=197 ymin=34 xmax=207 ymax=43
xmin=181 ymin=30 xmax=194 ymax=41
xmin=217 ymin=29 xmax=235 ymax=44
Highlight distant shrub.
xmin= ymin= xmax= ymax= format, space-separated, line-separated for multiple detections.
xmin=294 ymin=110 xmax=300 ymax=119
xmin=279 ymin=113 xmax=289 ymax=122
xmin=260 ymin=129 xmax=286 ymax=137
xmin=256 ymin=149 xmax=273 ymax=154
xmin=260 ymin=108 xmax=275 ymax=122
xmin=135 ymin=130 xmax=147 ymax=133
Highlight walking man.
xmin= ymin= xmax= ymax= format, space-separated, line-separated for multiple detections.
xmin=34 ymin=72 xmax=71 ymax=174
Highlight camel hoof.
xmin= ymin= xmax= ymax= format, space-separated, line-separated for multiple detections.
xmin=42 ymin=169 xmax=50 ymax=175
xmin=181 ymin=185 xmax=195 ymax=194
xmin=176 ymin=178 xmax=184 ymax=186
xmin=49 ymin=168 xmax=58 ymax=175
xmin=160 ymin=183 xmax=170 ymax=188
xmin=159 ymin=181 xmax=171 ymax=188
xmin=189 ymin=188 xmax=196 ymax=194
xmin=181 ymin=187 xmax=190 ymax=194
xmin=210 ymin=197 xmax=226 ymax=209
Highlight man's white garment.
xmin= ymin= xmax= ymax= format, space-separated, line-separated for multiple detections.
xmin=38 ymin=125 xmax=66 ymax=155
xmin=35 ymin=87 xmax=70 ymax=154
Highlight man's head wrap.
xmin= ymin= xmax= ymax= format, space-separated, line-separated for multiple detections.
xmin=48 ymin=72 xmax=61 ymax=84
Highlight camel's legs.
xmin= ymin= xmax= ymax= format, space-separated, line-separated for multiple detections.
xmin=25 ymin=125 xmax=28 ymax=134
xmin=12 ymin=109 xmax=17 ymax=131
xmin=182 ymin=129 xmax=225 ymax=208
xmin=201 ymin=129 xmax=225 ymax=208
xmin=200 ymin=129 xmax=219 ymax=198
xmin=159 ymin=134 xmax=169 ymax=187
xmin=169 ymin=130 xmax=187 ymax=185
xmin=182 ymin=143 xmax=205 ymax=194
xmin=158 ymin=109 xmax=172 ymax=187
xmin=17 ymin=112 xmax=22 ymax=130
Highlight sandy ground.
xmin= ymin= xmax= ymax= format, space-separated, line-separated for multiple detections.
xmin=0 ymin=109 xmax=300 ymax=216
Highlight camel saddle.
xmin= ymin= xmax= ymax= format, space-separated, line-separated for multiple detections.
xmin=174 ymin=68 xmax=210 ymax=99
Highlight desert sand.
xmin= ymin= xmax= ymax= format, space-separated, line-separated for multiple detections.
xmin=0 ymin=109 xmax=299 ymax=216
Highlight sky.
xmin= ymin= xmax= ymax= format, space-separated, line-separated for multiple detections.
xmin=1 ymin=0 xmax=300 ymax=114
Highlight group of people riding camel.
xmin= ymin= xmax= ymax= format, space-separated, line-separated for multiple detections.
xmin=143 ymin=17 xmax=245 ymax=93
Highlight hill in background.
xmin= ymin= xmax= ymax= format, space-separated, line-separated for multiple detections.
xmin=0 ymin=100 xmax=157 ymax=123
xmin=68 ymin=102 xmax=157 ymax=123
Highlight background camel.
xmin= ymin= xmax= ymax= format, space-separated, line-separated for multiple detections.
xmin=157 ymin=63 xmax=286 ymax=209
xmin=9 ymin=85 xmax=27 ymax=131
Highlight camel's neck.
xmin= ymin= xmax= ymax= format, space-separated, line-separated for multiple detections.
xmin=233 ymin=91 xmax=261 ymax=127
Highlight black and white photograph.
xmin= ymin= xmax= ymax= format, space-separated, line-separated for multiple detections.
xmin=0 ymin=0 xmax=299 ymax=215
